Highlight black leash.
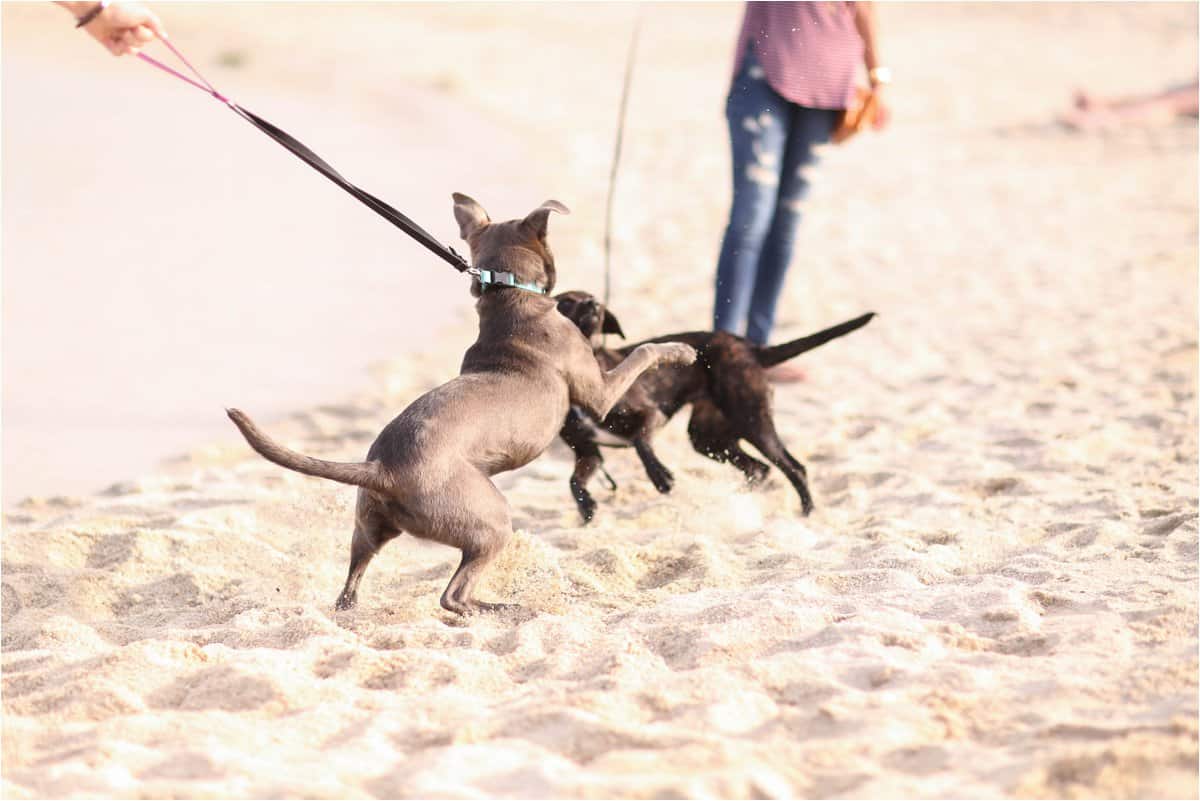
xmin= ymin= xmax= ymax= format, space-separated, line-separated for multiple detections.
xmin=230 ymin=105 xmax=472 ymax=273
xmin=139 ymin=41 xmax=471 ymax=275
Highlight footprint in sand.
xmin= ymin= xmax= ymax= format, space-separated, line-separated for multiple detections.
xmin=846 ymin=421 xmax=876 ymax=439
xmin=5 ymin=574 xmax=68 ymax=611
xmin=1172 ymin=538 xmax=1198 ymax=561
xmin=637 ymin=553 xmax=703 ymax=590
xmin=2 ymin=582 xmax=22 ymax=619
xmin=113 ymin=573 xmax=203 ymax=616
xmin=646 ymin=627 xmax=716 ymax=671
xmin=979 ymin=476 xmax=1026 ymax=496
xmin=99 ymin=481 xmax=142 ymax=497
xmin=993 ymin=632 xmax=1057 ymax=656
xmin=884 ymin=744 xmax=951 ymax=775
xmin=84 ymin=533 xmax=138 ymax=570
xmin=1140 ymin=511 xmax=1197 ymax=538
xmin=493 ymin=709 xmax=673 ymax=763
xmin=138 ymin=752 xmax=221 ymax=782
xmin=148 ymin=666 xmax=280 ymax=712
xmin=360 ymin=656 xmax=459 ymax=692
xmin=921 ymin=531 xmax=958 ymax=546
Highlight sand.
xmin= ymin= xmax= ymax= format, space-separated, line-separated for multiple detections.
xmin=3 ymin=3 xmax=1197 ymax=798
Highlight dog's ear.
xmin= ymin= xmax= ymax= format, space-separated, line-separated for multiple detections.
xmin=601 ymin=309 xmax=625 ymax=338
xmin=522 ymin=200 xmax=570 ymax=239
xmin=452 ymin=193 xmax=490 ymax=240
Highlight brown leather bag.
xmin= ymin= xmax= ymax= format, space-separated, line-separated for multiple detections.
xmin=832 ymin=87 xmax=878 ymax=144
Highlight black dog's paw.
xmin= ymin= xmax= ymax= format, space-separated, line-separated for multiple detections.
xmin=571 ymin=481 xmax=597 ymax=524
xmin=800 ymin=501 xmax=815 ymax=517
xmin=744 ymin=462 xmax=771 ymax=486
xmin=334 ymin=593 xmax=357 ymax=611
xmin=648 ymin=463 xmax=675 ymax=494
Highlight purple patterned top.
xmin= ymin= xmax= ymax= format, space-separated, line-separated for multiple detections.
xmin=732 ymin=1 xmax=865 ymax=110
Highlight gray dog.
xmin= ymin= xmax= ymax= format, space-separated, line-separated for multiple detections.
xmin=227 ymin=194 xmax=696 ymax=615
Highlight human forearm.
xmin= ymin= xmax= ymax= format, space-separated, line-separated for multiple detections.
xmin=55 ymin=1 xmax=91 ymax=14
xmin=55 ymin=1 xmax=167 ymax=56
xmin=853 ymin=2 xmax=889 ymax=86
xmin=853 ymin=2 xmax=891 ymax=129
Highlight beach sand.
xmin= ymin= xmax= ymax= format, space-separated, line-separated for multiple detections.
xmin=3 ymin=3 xmax=1197 ymax=798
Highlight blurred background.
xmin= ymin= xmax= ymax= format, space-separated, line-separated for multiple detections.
xmin=3 ymin=2 xmax=1197 ymax=505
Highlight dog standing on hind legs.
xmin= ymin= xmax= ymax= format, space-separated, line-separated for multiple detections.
xmin=227 ymin=195 xmax=696 ymax=615
xmin=554 ymin=290 xmax=874 ymax=522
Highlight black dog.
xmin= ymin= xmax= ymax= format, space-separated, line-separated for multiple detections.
xmin=554 ymin=291 xmax=874 ymax=522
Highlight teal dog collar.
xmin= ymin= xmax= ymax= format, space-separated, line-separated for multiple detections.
xmin=472 ymin=268 xmax=547 ymax=296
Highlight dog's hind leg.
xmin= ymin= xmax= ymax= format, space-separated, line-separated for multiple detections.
xmin=730 ymin=444 xmax=773 ymax=486
xmin=707 ymin=437 xmax=772 ymax=486
xmin=440 ymin=537 xmax=511 ymax=615
xmin=687 ymin=401 xmax=770 ymax=485
xmin=435 ymin=472 xmax=514 ymax=616
xmin=743 ymin=425 xmax=814 ymax=516
xmin=335 ymin=497 xmax=401 ymax=610
xmin=702 ymin=352 xmax=814 ymax=512
xmin=335 ymin=527 xmax=379 ymax=611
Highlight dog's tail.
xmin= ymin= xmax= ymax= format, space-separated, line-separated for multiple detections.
xmin=754 ymin=312 xmax=876 ymax=368
xmin=226 ymin=408 xmax=387 ymax=492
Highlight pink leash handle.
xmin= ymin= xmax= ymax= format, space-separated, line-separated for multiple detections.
xmin=137 ymin=38 xmax=228 ymax=104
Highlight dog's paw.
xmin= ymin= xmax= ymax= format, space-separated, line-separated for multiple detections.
xmin=571 ymin=480 xmax=597 ymax=524
xmin=648 ymin=463 xmax=675 ymax=494
xmin=652 ymin=343 xmax=697 ymax=366
xmin=744 ymin=462 xmax=771 ymax=486
xmin=577 ymin=495 xmax=597 ymax=524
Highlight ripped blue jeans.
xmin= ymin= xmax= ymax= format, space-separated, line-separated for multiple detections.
xmin=713 ymin=51 xmax=840 ymax=345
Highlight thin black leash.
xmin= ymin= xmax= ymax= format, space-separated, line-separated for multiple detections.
xmin=602 ymin=9 xmax=643 ymax=348
xmin=138 ymin=41 xmax=473 ymax=276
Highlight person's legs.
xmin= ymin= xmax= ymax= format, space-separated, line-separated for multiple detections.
xmin=713 ymin=52 xmax=792 ymax=336
xmin=744 ymin=106 xmax=840 ymax=345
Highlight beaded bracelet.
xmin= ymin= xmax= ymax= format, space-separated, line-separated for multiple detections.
xmin=74 ymin=0 xmax=109 ymax=29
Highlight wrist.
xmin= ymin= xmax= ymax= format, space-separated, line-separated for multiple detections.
xmin=868 ymin=66 xmax=893 ymax=88
xmin=71 ymin=0 xmax=109 ymax=28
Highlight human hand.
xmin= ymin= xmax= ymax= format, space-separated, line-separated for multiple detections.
xmin=75 ymin=2 xmax=167 ymax=56
xmin=870 ymin=87 xmax=891 ymax=131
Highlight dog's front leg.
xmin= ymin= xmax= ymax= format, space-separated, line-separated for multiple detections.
xmin=577 ymin=343 xmax=696 ymax=420
xmin=633 ymin=437 xmax=675 ymax=494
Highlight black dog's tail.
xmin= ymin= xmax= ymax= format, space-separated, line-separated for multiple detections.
xmin=754 ymin=312 xmax=876 ymax=368
xmin=226 ymin=408 xmax=387 ymax=492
